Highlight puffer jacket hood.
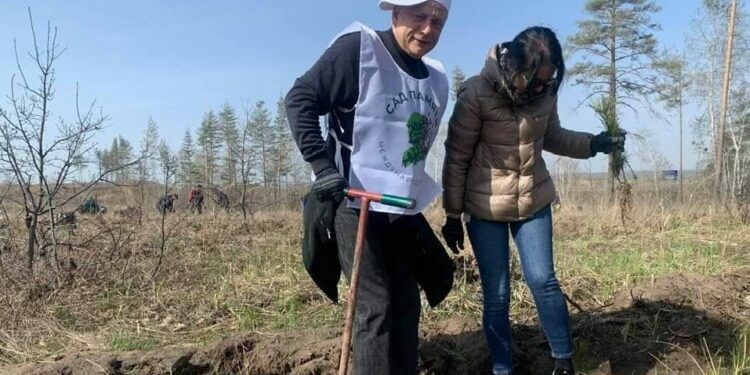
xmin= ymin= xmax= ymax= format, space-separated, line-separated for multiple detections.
xmin=480 ymin=44 xmax=506 ymax=91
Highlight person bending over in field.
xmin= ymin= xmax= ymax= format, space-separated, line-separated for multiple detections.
xmin=156 ymin=194 xmax=178 ymax=214
xmin=188 ymin=184 xmax=205 ymax=214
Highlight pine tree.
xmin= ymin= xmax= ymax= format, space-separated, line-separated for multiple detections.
xmin=219 ymin=103 xmax=240 ymax=186
xmin=272 ymin=95 xmax=292 ymax=192
xmin=179 ymin=128 xmax=199 ymax=187
xmin=158 ymin=140 xmax=178 ymax=186
xmin=97 ymin=135 xmax=134 ymax=182
xmin=248 ymin=101 xmax=273 ymax=187
xmin=108 ymin=138 xmax=120 ymax=175
xmin=567 ymin=0 xmax=662 ymax=198
xmin=139 ymin=117 xmax=160 ymax=183
xmin=197 ymin=111 xmax=222 ymax=186
xmin=116 ymin=136 xmax=133 ymax=182
xmin=95 ymin=149 xmax=105 ymax=177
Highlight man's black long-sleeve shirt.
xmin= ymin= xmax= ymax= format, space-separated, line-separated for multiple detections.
xmin=285 ymin=28 xmax=429 ymax=180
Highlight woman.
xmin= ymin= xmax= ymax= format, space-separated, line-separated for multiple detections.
xmin=440 ymin=26 xmax=624 ymax=375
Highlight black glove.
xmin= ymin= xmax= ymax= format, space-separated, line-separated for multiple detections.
xmin=590 ymin=130 xmax=626 ymax=156
xmin=312 ymin=168 xmax=347 ymax=203
xmin=440 ymin=216 xmax=464 ymax=254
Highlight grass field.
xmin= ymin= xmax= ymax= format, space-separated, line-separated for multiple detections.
xmin=0 ymin=181 xmax=748 ymax=374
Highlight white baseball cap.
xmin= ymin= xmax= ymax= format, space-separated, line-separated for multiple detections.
xmin=379 ymin=0 xmax=451 ymax=13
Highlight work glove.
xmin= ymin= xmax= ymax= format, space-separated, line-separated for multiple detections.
xmin=312 ymin=167 xmax=347 ymax=203
xmin=590 ymin=130 xmax=626 ymax=156
xmin=440 ymin=216 xmax=464 ymax=254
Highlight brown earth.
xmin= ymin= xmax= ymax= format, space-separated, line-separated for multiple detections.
xmin=6 ymin=273 xmax=749 ymax=375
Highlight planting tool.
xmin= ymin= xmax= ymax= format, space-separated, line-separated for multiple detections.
xmin=338 ymin=188 xmax=416 ymax=375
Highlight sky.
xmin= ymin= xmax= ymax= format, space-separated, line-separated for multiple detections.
xmin=0 ymin=0 xmax=722 ymax=173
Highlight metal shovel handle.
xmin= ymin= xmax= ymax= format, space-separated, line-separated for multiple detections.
xmin=344 ymin=188 xmax=416 ymax=209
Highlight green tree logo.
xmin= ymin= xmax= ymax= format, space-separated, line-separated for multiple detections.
xmin=402 ymin=112 xmax=428 ymax=167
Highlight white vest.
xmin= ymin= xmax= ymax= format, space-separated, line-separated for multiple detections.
xmin=332 ymin=23 xmax=449 ymax=215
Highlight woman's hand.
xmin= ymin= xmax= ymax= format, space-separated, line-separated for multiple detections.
xmin=590 ymin=131 xmax=626 ymax=156
xmin=441 ymin=216 xmax=465 ymax=254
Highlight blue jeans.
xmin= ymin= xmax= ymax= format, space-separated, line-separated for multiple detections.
xmin=466 ymin=205 xmax=572 ymax=375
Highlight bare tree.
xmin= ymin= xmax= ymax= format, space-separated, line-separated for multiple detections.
xmin=551 ymin=156 xmax=579 ymax=205
xmin=687 ymin=0 xmax=749 ymax=200
xmin=653 ymin=54 xmax=688 ymax=204
xmin=725 ymin=87 xmax=750 ymax=205
xmin=687 ymin=1 xmax=730 ymax=166
xmin=289 ymin=149 xmax=312 ymax=186
xmin=0 ymin=9 xmax=133 ymax=270
xmin=136 ymin=117 xmax=159 ymax=223
xmin=716 ymin=0 xmax=741 ymax=195
xmin=151 ymin=140 xmax=177 ymax=279
xmin=634 ymin=129 xmax=670 ymax=209
xmin=238 ymin=101 xmax=259 ymax=220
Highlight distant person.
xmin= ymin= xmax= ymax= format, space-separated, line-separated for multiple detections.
xmin=286 ymin=1 xmax=454 ymax=374
xmin=212 ymin=188 xmax=230 ymax=211
xmin=79 ymin=196 xmax=101 ymax=214
xmin=57 ymin=211 xmax=77 ymax=226
xmin=156 ymin=194 xmax=178 ymax=214
xmin=440 ymin=27 xmax=625 ymax=375
xmin=188 ymin=184 xmax=204 ymax=214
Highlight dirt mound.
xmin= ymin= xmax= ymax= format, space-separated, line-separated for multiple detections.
xmin=8 ymin=330 xmax=342 ymax=375
xmin=573 ymin=273 xmax=750 ymax=374
xmin=6 ymin=273 xmax=749 ymax=375
xmin=419 ymin=273 xmax=750 ymax=374
xmin=614 ymin=273 xmax=749 ymax=314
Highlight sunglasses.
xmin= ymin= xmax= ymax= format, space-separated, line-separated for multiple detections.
xmin=518 ymin=65 xmax=558 ymax=93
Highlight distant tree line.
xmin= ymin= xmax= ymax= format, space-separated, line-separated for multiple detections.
xmin=94 ymin=98 xmax=311 ymax=193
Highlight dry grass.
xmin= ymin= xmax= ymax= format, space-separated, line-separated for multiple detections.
xmin=0 ymin=181 xmax=747 ymax=374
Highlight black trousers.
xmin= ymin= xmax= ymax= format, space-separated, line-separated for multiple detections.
xmin=334 ymin=201 xmax=421 ymax=375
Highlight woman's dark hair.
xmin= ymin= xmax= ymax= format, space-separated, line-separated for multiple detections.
xmin=498 ymin=26 xmax=565 ymax=100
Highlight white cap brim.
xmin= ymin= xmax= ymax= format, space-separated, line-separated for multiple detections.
xmin=379 ymin=0 xmax=450 ymax=12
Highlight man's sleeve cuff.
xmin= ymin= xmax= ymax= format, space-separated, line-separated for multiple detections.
xmin=310 ymin=156 xmax=337 ymax=177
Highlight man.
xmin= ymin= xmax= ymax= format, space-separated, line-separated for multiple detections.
xmin=286 ymin=1 xmax=452 ymax=374
xmin=188 ymin=184 xmax=204 ymax=214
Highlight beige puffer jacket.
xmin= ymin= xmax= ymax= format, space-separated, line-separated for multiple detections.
xmin=442 ymin=46 xmax=593 ymax=222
